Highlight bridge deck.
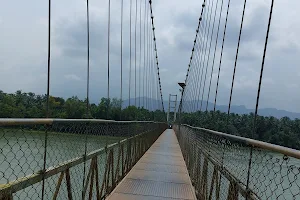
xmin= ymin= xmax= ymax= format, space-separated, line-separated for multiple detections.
xmin=107 ymin=129 xmax=196 ymax=200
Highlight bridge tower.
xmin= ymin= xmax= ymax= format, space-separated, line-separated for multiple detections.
xmin=167 ymin=94 xmax=177 ymax=124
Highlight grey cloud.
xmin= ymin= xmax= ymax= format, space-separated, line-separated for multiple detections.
xmin=181 ymin=0 xmax=300 ymax=112
xmin=2 ymin=0 xmax=300 ymax=112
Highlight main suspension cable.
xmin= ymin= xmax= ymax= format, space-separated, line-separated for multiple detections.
xmin=149 ymin=0 xmax=165 ymax=113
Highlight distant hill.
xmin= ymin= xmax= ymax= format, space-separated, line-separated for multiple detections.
xmin=122 ymin=97 xmax=162 ymax=110
xmin=122 ymin=97 xmax=300 ymax=119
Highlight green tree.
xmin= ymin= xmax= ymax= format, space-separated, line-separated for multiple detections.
xmin=64 ymin=96 xmax=85 ymax=118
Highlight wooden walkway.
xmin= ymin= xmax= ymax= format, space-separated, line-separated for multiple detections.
xmin=107 ymin=129 xmax=196 ymax=200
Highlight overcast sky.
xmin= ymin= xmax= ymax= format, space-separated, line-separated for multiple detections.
xmin=1 ymin=0 xmax=300 ymax=112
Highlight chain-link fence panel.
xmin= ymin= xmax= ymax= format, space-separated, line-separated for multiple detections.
xmin=174 ymin=124 xmax=300 ymax=200
xmin=0 ymin=119 xmax=167 ymax=199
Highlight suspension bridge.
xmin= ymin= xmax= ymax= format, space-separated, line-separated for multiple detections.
xmin=0 ymin=0 xmax=300 ymax=200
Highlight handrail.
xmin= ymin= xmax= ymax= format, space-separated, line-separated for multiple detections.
xmin=0 ymin=119 xmax=54 ymax=125
xmin=0 ymin=118 xmax=165 ymax=126
xmin=182 ymin=124 xmax=300 ymax=159
xmin=0 ymin=121 xmax=167 ymax=199
xmin=0 ymin=133 xmax=135 ymax=196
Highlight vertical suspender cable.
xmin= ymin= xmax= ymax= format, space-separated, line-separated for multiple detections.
xmin=149 ymin=13 xmax=152 ymax=112
xmin=157 ymin=72 xmax=160 ymax=111
xmin=146 ymin=7 xmax=149 ymax=110
xmin=145 ymin=5 xmax=148 ymax=110
xmin=200 ymin=0 xmax=219 ymax=112
xmin=206 ymin=0 xmax=224 ymax=111
xmin=108 ymin=0 xmax=111 ymax=110
xmin=191 ymin=2 xmax=208 ymax=112
xmin=196 ymin=0 xmax=213 ymax=111
xmin=181 ymin=0 xmax=206 ymax=113
xmin=81 ymin=0 xmax=89 ymax=198
xmin=150 ymin=16 xmax=153 ymax=113
xmin=226 ymin=0 xmax=247 ymax=130
xmin=252 ymin=0 xmax=274 ymax=136
xmin=143 ymin=0 xmax=146 ymax=108
xmin=191 ymin=29 xmax=204 ymax=112
xmin=150 ymin=9 xmax=153 ymax=113
xmin=188 ymin=36 xmax=199 ymax=112
xmin=152 ymin=36 xmax=155 ymax=111
xmin=213 ymin=0 xmax=231 ymax=112
xmin=191 ymin=3 xmax=207 ymax=112
xmin=139 ymin=0 xmax=142 ymax=108
xmin=188 ymin=46 xmax=198 ymax=112
xmin=120 ymin=0 xmax=123 ymax=118
xmin=149 ymin=28 xmax=151 ymax=112
xmin=153 ymin=51 xmax=155 ymax=113
xmin=150 ymin=33 xmax=154 ymax=111
xmin=148 ymin=28 xmax=151 ymax=112
xmin=46 ymin=2 xmax=51 ymax=118
xmin=246 ymin=1 xmax=274 ymax=196
xmin=86 ymin=0 xmax=90 ymax=117
xmin=135 ymin=0 xmax=137 ymax=106
xmin=41 ymin=0 xmax=51 ymax=199
xmin=151 ymin=23 xmax=154 ymax=113
xmin=129 ymin=0 xmax=132 ymax=106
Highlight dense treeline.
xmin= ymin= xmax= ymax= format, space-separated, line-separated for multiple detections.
xmin=180 ymin=111 xmax=300 ymax=150
xmin=0 ymin=90 xmax=165 ymax=121
xmin=1 ymin=90 xmax=299 ymax=149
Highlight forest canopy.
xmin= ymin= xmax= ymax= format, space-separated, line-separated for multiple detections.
xmin=0 ymin=90 xmax=299 ymax=150
xmin=0 ymin=90 xmax=165 ymax=121
xmin=180 ymin=111 xmax=300 ymax=150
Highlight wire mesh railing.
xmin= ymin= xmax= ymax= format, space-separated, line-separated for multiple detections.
xmin=0 ymin=119 xmax=167 ymax=199
xmin=174 ymin=124 xmax=300 ymax=200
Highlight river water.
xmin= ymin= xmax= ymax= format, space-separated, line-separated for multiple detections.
xmin=1 ymin=130 xmax=299 ymax=199
xmin=221 ymin=147 xmax=300 ymax=200
xmin=0 ymin=129 xmax=121 ymax=199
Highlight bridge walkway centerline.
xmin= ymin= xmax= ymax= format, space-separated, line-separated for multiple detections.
xmin=107 ymin=129 xmax=196 ymax=200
